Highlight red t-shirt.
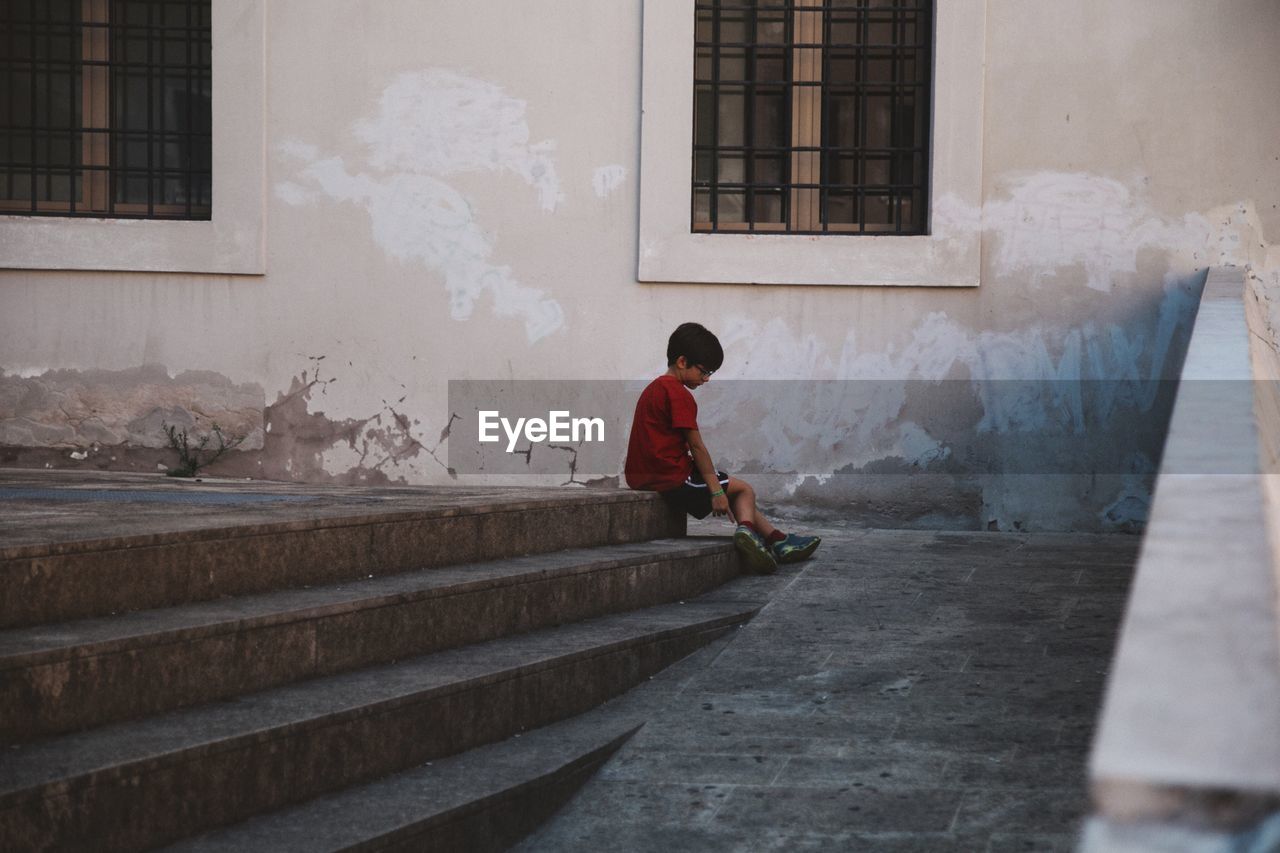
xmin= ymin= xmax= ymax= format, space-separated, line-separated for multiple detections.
xmin=624 ymin=374 xmax=698 ymax=491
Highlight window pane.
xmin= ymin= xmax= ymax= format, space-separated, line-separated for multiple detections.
xmin=756 ymin=11 xmax=786 ymax=45
xmin=123 ymin=35 xmax=149 ymax=64
xmin=829 ymin=16 xmax=860 ymax=46
xmin=752 ymin=89 xmax=786 ymax=149
xmin=752 ymin=189 xmax=784 ymax=224
xmin=717 ymin=87 xmax=745 ymax=146
xmin=754 ymin=49 xmax=786 ymax=83
xmin=162 ymin=1 xmax=187 ymax=27
xmin=695 ymin=8 xmax=713 ymax=43
xmin=162 ymin=36 xmax=188 ymax=67
xmin=120 ymin=135 xmax=147 ymax=169
xmin=719 ymin=48 xmax=747 ymax=82
xmin=6 ymin=130 xmax=32 ymax=164
xmin=694 ymin=151 xmax=714 ymax=183
xmin=117 ymin=171 xmax=147 ymax=204
xmin=864 ymin=95 xmax=892 ymax=148
xmin=694 ymin=85 xmax=716 ymax=148
xmin=159 ymin=174 xmax=183 ymax=205
xmin=865 ymin=155 xmax=890 ymax=186
xmin=867 ymin=13 xmax=895 ymax=44
xmin=867 ymin=49 xmax=895 ymax=83
xmin=826 ymin=93 xmax=858 ymax=149
xmin=826 ymin=152 xmax=856 ymax=187
xmin=754 ymin=153 xmax=785 ymax=185
xmin=695 ymin=47 xmax=713 ymax=81
xmin=33 ymin=69 xmax=77 ymax=128
xmin=826 ymin=190 xmax=857 ymax=226
xmin=719 ymin=9 xmax=748 ymax=44
xmin=45 ymin=169 xmax=72 ymax=201
xmin=828 ymin=52 xmax=859 ymax=84
xmin=863 ymin=191 xmax=894 ymax=229
xmin=717 ymin=153 xmax=745 ymax=184
xmin=46 ymin=132 xmax=74 ymax=167
xmin=693 ymin=188 xmax=712 ymax=226
xmin=717 ymin=190 xmax=746 ymax=223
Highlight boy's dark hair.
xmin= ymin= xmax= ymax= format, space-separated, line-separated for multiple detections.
xmin=666 ymin=322 xmax=724 ymax=371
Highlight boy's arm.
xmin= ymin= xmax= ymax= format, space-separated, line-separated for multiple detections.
xmin=683 ymin=429 xmax=733 ymax=519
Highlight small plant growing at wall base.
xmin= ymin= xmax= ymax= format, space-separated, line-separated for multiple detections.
xmin=163 ymin=421 xmax=245 ymax=478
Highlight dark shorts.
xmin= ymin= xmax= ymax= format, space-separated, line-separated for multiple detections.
xmin=659 ymin=470 xmax=730 ymax=520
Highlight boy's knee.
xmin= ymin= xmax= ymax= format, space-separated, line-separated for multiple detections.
xmin=728 ymin=477 xmax=754 ymax=498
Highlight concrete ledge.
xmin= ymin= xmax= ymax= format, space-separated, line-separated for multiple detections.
xmin=1088 ymin=268 xmax=1280 ymax=831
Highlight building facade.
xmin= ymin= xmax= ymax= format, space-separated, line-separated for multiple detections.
xmin=2 ymin=0 xmax=1279 ymax=531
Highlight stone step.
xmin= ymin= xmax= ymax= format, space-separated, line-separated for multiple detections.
xmin=0 ymin=598 xmax=756 ymax=853
xmin=162 ymin=631 xmax=743 ymax=853
xmin=0 ymin=490 xmax=685 ymax=629
xmin=161 ymin=719 xmax=645 ymax=853
xmin=0 ymin=538 xmax=739 ymax=742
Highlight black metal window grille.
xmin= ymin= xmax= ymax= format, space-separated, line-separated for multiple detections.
xmin=693 ymin=0 xmax=932 ymax=235
xmin=0 ymin=0 xmax=211 ymax=219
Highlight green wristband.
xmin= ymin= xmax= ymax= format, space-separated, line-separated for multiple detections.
xmin=710 ymin=488 xmax=725 ymax=497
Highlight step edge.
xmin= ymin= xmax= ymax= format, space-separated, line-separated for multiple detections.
xmin=0 ymin=603 xmax=759 ymax=806
xmin=166 ymin=724 xmax=644 ymax=853
xmin=0 ymin=541 xmax=738 ymax=670
xmin=0 ymin=490 xmax=670 ymax=563
xmin=340 ymin=726 xmax=641 ymax=853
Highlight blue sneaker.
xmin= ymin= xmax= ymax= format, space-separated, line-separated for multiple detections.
xmin=733 ymin=525 xmax=778 ymax=574
xmin=773 ymin=533 xmax=821 ymax=564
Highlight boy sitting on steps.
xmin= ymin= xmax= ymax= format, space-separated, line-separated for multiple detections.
xmin=624 ymin=322 xmax=821 ymax=573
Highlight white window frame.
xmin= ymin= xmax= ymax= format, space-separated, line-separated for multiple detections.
xmin=638 ymin=0 xmax=986 ymax=287
xmin=0 ymin=0 xmax=265 ymax=275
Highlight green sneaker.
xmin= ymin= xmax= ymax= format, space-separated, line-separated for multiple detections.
xmin=734 ymin=525 xmax=779 ymax=574
xmin=773 ymin=533 xmax=821 ymax=564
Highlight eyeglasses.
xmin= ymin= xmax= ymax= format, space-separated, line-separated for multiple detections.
xmin=695 ymin=365 xmax=715 ymax=379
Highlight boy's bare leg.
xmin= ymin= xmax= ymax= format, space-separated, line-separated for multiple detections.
xmin=725 ymin=477 xmax=777 ymax=538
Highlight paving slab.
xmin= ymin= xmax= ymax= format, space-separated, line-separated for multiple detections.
xmin=516 ymin=522 xmax=1138 ymax=852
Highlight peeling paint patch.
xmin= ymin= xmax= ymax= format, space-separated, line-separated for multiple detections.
xmin=277 ymin=69 xmax=565 ymax=343
xmin=933 ymin=172 xmax=1261 ymax=292
xmin=706 ymin=270 xmax=1198 ymax=530
xmin=259 ymin=361 xmax=455 ymax=486
xmin=982 ymin=172 xmax=1213 ymax=292
xmin=591 ymin=165 xmax=627 ymax=198
xmin=274 ymin=180 xmax=318 ymax=206
xmin=355 ymin=70 xmax=563 ymax=212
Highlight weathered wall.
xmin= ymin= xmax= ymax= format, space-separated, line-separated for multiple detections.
xmin=2 ymin=0 xmax=1279 ymax=530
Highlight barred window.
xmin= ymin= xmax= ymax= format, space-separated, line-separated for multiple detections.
xmin=0 ymin=0 xmax=211 ymax=220
xmin=693 ymin=0 xmax=932 ymax=235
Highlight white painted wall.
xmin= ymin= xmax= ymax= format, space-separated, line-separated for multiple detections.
xmin=2 ymin=0 xmax=1279 ymax=530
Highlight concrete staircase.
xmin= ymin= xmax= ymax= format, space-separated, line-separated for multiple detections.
xmin=0 ymin=488 xmax=757 ymax=851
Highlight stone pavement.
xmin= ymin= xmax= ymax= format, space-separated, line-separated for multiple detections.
xmin=516 ymin=520 xmax=1139 ymax=852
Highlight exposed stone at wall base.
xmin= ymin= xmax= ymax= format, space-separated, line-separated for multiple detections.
xmin=0 ymin=366 xmax=265 ymax=451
